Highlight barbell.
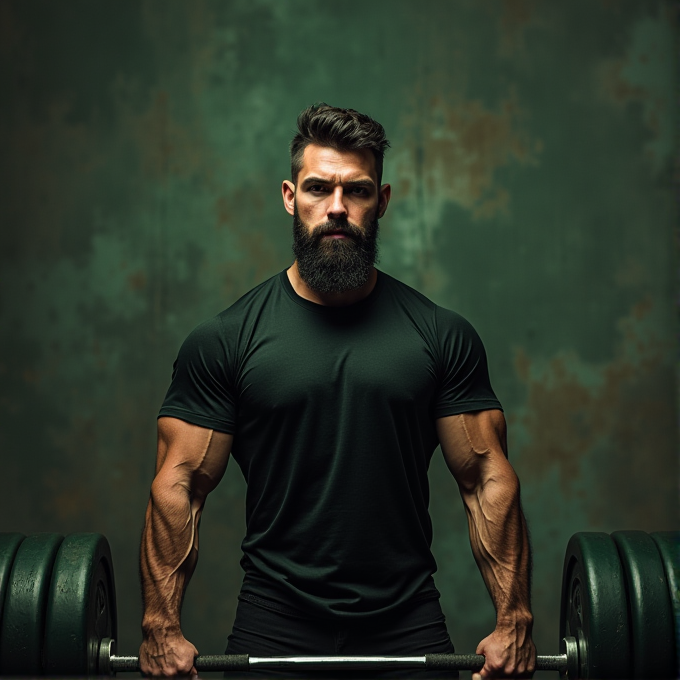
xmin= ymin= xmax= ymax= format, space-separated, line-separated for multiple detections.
xmin=0 ymin=530 xmax=676 ymax=678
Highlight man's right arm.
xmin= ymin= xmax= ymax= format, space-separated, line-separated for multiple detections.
xmin=139 ymin=416 xmax=232 ymax=677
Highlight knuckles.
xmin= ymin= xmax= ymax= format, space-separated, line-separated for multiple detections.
xmin=139 ymin=640 xmax=197 ymax=678
xmin=477 ymin=647 xmax=535 ymax=678
xmin=474 ymin=629 xmax=536 ymax=678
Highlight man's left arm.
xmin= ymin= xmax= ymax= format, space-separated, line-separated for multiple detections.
xmin=436 ymin=409 xmax=536 ymax=679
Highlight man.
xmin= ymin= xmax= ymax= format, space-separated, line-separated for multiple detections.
xmin=139 ymin=104 xmax=535 ymax=679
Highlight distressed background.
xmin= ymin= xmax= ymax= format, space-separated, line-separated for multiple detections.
xmin=0 ymin=0 xmax=677 ymax=674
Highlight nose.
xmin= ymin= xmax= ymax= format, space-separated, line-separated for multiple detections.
xmin=327 ymin=186 xmax=348 ymax=219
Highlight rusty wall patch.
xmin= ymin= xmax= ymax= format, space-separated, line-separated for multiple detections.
xmin=510 ymin=298 xmax=677 ymax=528
xmin=497 ymin=0 xmax=538 ymax=57
xmin=397 ymin=91 xmax=541 ymax=217
xmin=594 ymin=7 xmax=675 ymax=169
xmin=387 ymin=89 xmax=543 ymax=283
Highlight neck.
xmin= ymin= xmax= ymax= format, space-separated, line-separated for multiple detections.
xmin=287 ymin=262 xmax=378 ymax=307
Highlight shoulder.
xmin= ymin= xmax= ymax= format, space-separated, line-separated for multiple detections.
xmin=379 ymin=271 xmax=478 ymax=338
xmin=434 ymin=305 xmax=481 ymax=340
xmin=177 ymin=315 xmax=226 ymax=359
xmin=182 ymin=272 xmax=283 ymax=350
xmin=217 ymin=271 xmax=282 ymax=322
xmin=379 ymin=271 xmax=437 ymax=311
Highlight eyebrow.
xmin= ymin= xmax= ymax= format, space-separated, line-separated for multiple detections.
xmin=301 ymin=177 xmax=376 ymax=189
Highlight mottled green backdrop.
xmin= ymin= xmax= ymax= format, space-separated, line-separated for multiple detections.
xmin=0 ymin=0 xmax=677 ymax=674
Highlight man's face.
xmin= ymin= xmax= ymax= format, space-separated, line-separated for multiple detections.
xmin=283 ymin=145 xmax=390 ymax=294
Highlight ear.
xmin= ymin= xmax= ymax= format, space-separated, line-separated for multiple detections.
xmin=282 ymin=180 xmax=296 ymax=216
xmin=377 ymin=183 xmax=391 ymax=219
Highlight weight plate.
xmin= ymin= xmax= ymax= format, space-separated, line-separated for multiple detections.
xmin=559 ymin=532 xmax=630 ymax=679
xmin=0 ymin=532 xmax=64 ymax=675
xmin=0 ymin=534 xmax=25 ymax=634
xmin=44 ymin=533 xmax=117 ymax=676
xmin=611 ymin=531 xmax=675 ymax=679
xmin=650 ymin=532 xmax=680 ymax=678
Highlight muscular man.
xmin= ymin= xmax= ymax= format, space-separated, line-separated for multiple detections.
xmin=139 ymin=104 xmax=535 ymax=679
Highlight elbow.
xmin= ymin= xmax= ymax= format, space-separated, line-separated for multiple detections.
xmin=460 ymin=451 xmax=521 ymax=498
xmin=486 ymin=465 xmax=521 ymax=506
xmin=467 ymin=461 xmax=522 ymax=513
xmin=501 ymin=466 xmax=521 ymax=498
xmin=150 ymin=469 xmax=191 ymax=510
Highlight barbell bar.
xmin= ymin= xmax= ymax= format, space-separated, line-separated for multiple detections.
xmin=98 ymin=636 xmax=572 ymax=674
xmin=0 ymin=530 xmax=676 ymax=678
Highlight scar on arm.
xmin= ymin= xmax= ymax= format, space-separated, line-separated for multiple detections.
xmin=459 ymin=413 xmax=493 ymax=456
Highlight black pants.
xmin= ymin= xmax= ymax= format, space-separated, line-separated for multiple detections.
xmin=225 ymin=595 xmax=458 ymax=678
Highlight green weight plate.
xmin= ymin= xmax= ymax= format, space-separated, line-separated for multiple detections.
xmin=0 ymin=534 xmax=25 ymax=634
xmin=44 ymin=533 xmax=117 ymax=676
xmin=612 ymin=531 xmax=675 ymax=679
xmin=650 ymin=532 xmax=679 ymax=678
xmin=0 ymin=532 xmax=64 ymax=675
xmin=559 ymin=532 xmax=630 ymax=679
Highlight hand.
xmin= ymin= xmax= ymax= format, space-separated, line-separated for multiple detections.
xmin=472 ymin=624 xmax=536 ymax=679
xmin=139 ymin=630 xmax=199 ymax=677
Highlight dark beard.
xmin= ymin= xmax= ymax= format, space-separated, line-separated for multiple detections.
xmin=292 ymin=205 xmax=380 ymax=294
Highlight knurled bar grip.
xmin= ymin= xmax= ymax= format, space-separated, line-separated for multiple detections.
xmin=110 ymin=655 xmax=251 ymax=672
xmin=425 ymin=654 xmax=568 ymax=671
xmin=109 ymin=653 xmax=567 ymax=673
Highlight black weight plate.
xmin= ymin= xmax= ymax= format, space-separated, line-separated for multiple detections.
xmin=0 ymin=532 xmax=64 ymax=675
xmin=559 ymin=532 xmax=630 ymax=679
xmin=0 ymin=534 xmax=25 ymax=634
xmin=650 ymin=532 xmax=679 ymax=677
xmin=44 ymin=533 xmax=117 ymax=676
xmin=612 ymin=530 xmax=675 ymax=679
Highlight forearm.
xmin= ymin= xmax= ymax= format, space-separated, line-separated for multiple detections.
xmin=462 ymin=471 xmax=532 ymax=626
xmin=140 ymin=473 xmax=202 ymax=635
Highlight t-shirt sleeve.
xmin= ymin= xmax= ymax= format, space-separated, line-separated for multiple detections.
xmin=158 ymin=315 xmax=236 ymax=434
xmin=433 ymin=306 xmax=503 ymax=419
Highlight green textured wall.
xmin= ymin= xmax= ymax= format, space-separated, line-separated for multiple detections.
xmin=0 ymin=0 xmax=677 ymax=672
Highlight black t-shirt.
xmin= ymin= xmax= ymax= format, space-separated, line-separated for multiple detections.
xmin=159 ymin=269 xmax=502 ymax=619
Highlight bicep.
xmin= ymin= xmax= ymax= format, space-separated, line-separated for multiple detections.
xmin=155 ymin=416 xmax=232 ymax=499
xmin=436 ymin=409 xmax=512 ymax=493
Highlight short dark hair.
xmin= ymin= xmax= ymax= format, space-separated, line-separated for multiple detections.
xmin=290 ymin=103 xmax=390 ymax=185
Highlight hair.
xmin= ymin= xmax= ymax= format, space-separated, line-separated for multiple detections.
xmin=290 ymin=103 xmax=390 ymax=185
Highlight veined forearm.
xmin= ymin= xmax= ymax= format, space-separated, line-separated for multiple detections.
xmin=140 ymin=477 xmax=201 ymax=632
xmin=438 ymin=412 xmax=535 ymax=676
xmin=463 ymin=473 xmax=532 ymax=624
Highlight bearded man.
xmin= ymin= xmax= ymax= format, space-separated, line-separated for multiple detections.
xmin=139 ymin=104 xmax=536 ymax=679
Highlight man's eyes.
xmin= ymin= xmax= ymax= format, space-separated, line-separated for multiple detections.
xmin=307 ymin=185 xmax=369 ymax=196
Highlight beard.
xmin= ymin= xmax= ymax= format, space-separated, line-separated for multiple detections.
xmin=292 ymin=204 xmax=380 ymax=294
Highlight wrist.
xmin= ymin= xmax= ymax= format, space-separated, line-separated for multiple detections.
xmin=142 ymin=616 xmax=182 ymax=640
xmin=495 ymin=610 xmax=534 ymax=630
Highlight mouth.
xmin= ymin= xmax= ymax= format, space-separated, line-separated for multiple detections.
xmin=320 ymin=229 xmax=353 ymax=239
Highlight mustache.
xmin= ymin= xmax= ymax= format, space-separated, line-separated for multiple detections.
xmin=312 ymin=219 xmax=365 ymax=241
